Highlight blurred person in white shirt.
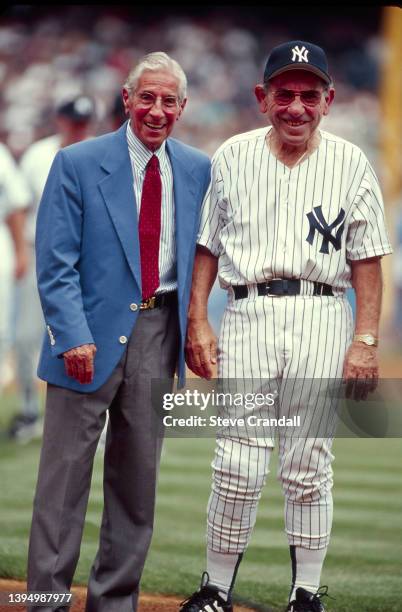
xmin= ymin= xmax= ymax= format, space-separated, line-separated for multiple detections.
xmin=9 ymin=95 xmax=95 ymax=442
xmin=0 ymin=143 xmax=30 ymax=393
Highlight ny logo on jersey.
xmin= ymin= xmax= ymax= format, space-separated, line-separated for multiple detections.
xmin=291 ymin=45 xmax=309 ymax=63
xmin=306 ymin=206 xmax=346 ymax=254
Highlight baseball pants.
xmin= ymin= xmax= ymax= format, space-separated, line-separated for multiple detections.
xmin=207 ymin=289 xmax=353 ymax=554
xmin=14 ymin=246 xmax=44 ymax=417
xmin=0 ymin=224 xmax=15 ymax=391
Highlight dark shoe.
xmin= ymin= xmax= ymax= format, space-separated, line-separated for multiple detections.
xmin=179 ymin=572 xmax=233 ymax=612
xmin=8 ymin=413 xmax=42 ymax=444
xmin=287 ymin=586 xmax=331 ymax=611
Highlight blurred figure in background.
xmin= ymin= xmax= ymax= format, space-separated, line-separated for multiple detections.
xmin=8 ymin=95 xmax=95 ymax=442
xmin=110 ymin=91 xmax=127 ymax=131
xmin=394 ymin=202 xmax=402 ymax=343
xmin=0 ymin=143 xmax=30 ymax=395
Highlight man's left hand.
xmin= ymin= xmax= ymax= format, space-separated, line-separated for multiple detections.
xmin=343 ymin=341 xmax=379 ymax=401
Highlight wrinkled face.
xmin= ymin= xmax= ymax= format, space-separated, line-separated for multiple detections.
xmin=255 ymin=70 xmax=334 ymax=148
xmin=122 ymin=69 xmax=186 ymax=151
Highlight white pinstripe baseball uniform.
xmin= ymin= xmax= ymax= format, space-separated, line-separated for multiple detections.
xmin=0 ymin=143 xmax=30 ymax=390
xmin=197 ymin=126 xmax=392 ymax=556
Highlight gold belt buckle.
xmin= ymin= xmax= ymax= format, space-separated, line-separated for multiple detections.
xmin=140 ymin=296 xmax=156 ymax=310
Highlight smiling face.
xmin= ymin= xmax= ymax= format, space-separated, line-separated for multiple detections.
xmin=122 ymin=69 xmax=186 ymax=151
xmin=255 ymin=70 xmax=334 ymax=150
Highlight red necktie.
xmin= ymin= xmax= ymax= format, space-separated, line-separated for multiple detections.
xmin=138 ymin=154 xmax=162 ymax=300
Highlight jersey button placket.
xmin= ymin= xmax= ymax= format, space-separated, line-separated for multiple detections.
xmin=278 ymin=172 xmax=289 ymax=257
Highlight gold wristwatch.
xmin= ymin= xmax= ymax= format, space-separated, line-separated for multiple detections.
xmin=353 ymin=333 xmax=378 ymax=347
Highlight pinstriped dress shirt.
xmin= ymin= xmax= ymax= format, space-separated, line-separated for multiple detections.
xmin=126 ymin=123 xmax=177 ymax=293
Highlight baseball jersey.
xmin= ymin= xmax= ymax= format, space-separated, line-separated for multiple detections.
xmin=0 ymin=143 xmax=31 ymax=223
xmin=0 ymin=143 xmax=31 ymax=362
xmin=197 ymin=127 xmax=392 ymax=290
xmin=19 ymin=134 xmax=61 ymax=244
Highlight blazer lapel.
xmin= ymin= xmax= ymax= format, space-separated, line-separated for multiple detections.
xmin=98 ymin=123 xmax=142 ymax=290
xmin=167 ymin=140 xmax=201 ymax=301
xmin=98 ymin=129 xmax=202 ymax=300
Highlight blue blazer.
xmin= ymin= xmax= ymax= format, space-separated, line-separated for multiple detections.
xmin=35 ymin=122 xmax=211 ymax=392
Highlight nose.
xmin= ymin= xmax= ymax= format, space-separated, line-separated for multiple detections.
xmin=287 ymin=94 xmax=305 ymax=116
xmin=148 ymin=98 xmax=164 ymax=119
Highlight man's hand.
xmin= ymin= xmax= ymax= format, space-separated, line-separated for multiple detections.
xmin=343 ymin=341 xmax=379 ymax=401
xmin=185 ymin=319 xmax=217 ymax=380
xmin=63 ymin=343 xmax=97 ymax=384
xmin=14 ymin=245 xmax=29 ymax=279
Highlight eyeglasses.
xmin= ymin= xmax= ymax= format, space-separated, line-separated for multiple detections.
xmin=135 ymin=92 xmax=180 ymax=110
xmin=271 ymin=89 xmax=324 ymax=107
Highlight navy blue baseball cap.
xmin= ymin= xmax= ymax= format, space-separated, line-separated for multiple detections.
xmin=263 ymin=40 xmax=331 ymax=85
xmin=56 ymin=95 xmax=95 ymax=122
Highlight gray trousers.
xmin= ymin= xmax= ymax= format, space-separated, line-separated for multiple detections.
xmin=27 ymin=304 xmax=179 ymax=612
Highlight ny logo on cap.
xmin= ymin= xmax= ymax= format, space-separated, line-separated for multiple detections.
xmin=291 ymin=45 xmax=309 ymax=63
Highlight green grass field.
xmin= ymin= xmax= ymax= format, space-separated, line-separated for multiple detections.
xmin=0 ymin=392 xmax=401 ymax=611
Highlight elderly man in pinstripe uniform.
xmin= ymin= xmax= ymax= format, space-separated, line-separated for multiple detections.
xmin=181 ymin=41 xmax=392 ymax=612
xmin=27 ymin=52 xmax=210 ymax=612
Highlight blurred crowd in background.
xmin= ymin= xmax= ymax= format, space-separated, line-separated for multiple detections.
xmin=0 ymin=6 xmax=386 ymax=160
xmin=0 ymin=5 xmax=401 ymax=442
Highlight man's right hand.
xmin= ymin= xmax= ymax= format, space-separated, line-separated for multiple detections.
xmin=14 ymin=244 xmax=29 ymax=279
xmin=185 ymin=319 xmax=217 ymax=380
xmin=63 ymin=343 xmax=97 ymax=384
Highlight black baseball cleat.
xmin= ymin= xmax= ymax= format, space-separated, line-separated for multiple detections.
xmin=179 ymin=572 xmax=233 ymax=612
xmin=287 ymin=586 xmax=331 ymax=611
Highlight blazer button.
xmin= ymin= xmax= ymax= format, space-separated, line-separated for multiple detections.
xmin=119 ymin=335 xmax=128 ymax=344
xmin=130 ymin=303 xmax=138 ymax=312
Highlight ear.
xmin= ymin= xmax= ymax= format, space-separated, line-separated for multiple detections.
xmin=176 ymin=97 xmax=187 ymax=121
xmin=323 ymin=87 xmax=335 ymax=116
xmin=255 ymin=84 xmax=268 ymax=114
xmin=122 ymin=88 xmax=131 ymax=115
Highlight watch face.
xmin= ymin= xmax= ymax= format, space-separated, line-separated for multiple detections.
xmin=354 ymin=334 xmax=377 ymax=346
xmin=359 ymin=334 xmax=377 ymax=346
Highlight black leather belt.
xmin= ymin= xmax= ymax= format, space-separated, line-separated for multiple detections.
xmin=233 ymin=280 xmax=334 ymax=300
xmin=140 ymin=291 xmax=177 ymax=309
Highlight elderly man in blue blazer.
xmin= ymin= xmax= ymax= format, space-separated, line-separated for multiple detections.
xmin=27 ymin=52 xmax=211 ymax=612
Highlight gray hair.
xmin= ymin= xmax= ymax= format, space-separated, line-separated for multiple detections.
xmin=124 ymin=52 xmax=187 ymax=102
